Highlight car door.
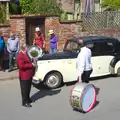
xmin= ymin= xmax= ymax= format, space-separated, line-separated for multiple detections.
xmin=62 ymin=41 xmax=79 ymax=82
xmin=87 ymin=41 xmax=115 ymax=77
xmin=86 ymin=42 xmax=100 ymax=77
xmin=63 ymin=57 xmax=78 ymax=82
xmin=96 ymin=41 xmax=115 ymax=75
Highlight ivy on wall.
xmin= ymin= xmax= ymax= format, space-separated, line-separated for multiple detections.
xmin=0 ymin=2 xmax=7 ymax=24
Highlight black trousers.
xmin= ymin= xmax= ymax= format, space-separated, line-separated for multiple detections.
xmin=19 ymin=79 xmax=32 ymax=104
xmin=82 ymin=69 xmax=93 ymax=83
xmin=0 ymin=51 xmax=4 ymax=70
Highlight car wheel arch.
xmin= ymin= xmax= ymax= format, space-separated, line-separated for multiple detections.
xmin=44 ymin=70 xmax=63 ymax=81
xmin=114 ymin=61 xmax=120 ymax=75
xmin=110 ymin=57 xmax=120 ymax=72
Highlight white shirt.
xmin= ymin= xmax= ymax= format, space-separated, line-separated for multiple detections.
xmin=76 ymin=46 xmax=92 ymax=76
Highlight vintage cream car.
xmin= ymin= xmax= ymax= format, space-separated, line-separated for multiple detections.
xmin=33 ymin=36 xmax=120 ymax=89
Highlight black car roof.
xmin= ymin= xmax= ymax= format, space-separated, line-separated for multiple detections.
xmin=68 ymin=36 xmax=119 ymax=43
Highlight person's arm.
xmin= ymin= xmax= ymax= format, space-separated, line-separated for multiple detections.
xmin=77 ymin=53 xmax=85 ymax=81
xmin=56 ymin=36 xmax=58 ymax=48
xmin=2 ymin=36 xmax=6 ymax=49
xmin=17 ymin=55 xmax=33 ymax=70
xmin=41 ymin=33 xmax=45 ymax=48
xmin=33 ymin=34 xmax=37 ymax=45
xmin=16 ymin=40 xmax=20 ymax=53
xmin=7 ymin=39 xmax=11 ymax=53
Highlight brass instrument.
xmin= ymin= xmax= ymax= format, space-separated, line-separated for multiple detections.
xmin=27 ymin=45 xmax=44 ymax=60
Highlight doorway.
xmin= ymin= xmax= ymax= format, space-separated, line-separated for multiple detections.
xmin=25 ymin=17 xmax=45 ymax=45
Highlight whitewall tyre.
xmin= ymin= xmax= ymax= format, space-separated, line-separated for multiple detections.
xmin=44 ymin=72 xmax=62 ymax=89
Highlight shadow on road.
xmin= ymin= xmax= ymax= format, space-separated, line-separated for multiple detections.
xmin=95 ymin=87 xmax=100 ymax=95
xmin=31 ymin=83 xmax=61 ymax=102
xmin=90 ymin=74 xmax=115 ymax=81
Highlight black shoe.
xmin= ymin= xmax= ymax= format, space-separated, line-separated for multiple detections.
xmin=28 ymin=99 xmax=35 ymax=103
xmin=22 ymin=103 xmax=32 ymax=107
xmin=85 ymin=81 xmax=89 ymax=83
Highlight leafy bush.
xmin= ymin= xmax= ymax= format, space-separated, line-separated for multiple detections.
xmin=101 ymin=0 xmax=120 ymax=10
xmin=20 ymin=0 xmax=62 ymax=15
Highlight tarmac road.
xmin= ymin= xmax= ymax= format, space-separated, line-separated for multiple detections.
xmin=0 ymin=76 xmax=120 ymax=120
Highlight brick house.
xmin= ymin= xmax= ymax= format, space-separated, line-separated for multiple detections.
xmin=60 ymin=0 xmax=105 ymax=20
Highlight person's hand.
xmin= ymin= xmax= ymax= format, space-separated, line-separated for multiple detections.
xmin=32 ymin=62 xmax=36 ymax=67
xmin=43 ymin=44 xmax=45 ymax=49
xmin=32 ymin=58 xmax=37 ymax=67
xmin=78 ymin=76 xmax=82 ymax=83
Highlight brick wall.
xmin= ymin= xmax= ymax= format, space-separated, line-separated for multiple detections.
xmin=45 ymin=16 xmax=120 ymax=51
xmin=45 ymin=17 xmax=82 ymax=50
xmin=10 ymin=16 xmax=26 ymax=46
xmin=1 ymin=15 xmax=120 ymax=52
xmin=0 ymin=16 xmax=26 ymax=46
xmin=0 ymin=24 xmax=11 ymax=43
xmin=79 ymin=29 xmax=120 ymax=40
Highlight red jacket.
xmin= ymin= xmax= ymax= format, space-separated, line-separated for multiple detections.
xmin=34 ymin=33 xmax=44 ymax=49
xmin=17 ymin=52 xmax=35 ymax=80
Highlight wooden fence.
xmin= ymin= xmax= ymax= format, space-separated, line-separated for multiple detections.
xmin=81 ymin=11 xmax=120 ymax=31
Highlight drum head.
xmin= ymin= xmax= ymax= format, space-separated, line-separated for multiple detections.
xmin=81 ymin=85 xmax=96 ymax=113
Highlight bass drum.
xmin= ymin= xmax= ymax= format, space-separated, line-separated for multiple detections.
xmin=69 ymin=83 xmax=96 ymax=113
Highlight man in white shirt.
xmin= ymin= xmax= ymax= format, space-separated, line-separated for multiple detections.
xmin=76 ymin=39 xmax=93 ymax=83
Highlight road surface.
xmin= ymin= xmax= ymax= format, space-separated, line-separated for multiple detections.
xmin=0 ymin=76 xmax=120 ymax=120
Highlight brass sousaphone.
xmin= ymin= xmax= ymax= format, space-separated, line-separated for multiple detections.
xmin=27 ymin=45 xmax=44 ymax=60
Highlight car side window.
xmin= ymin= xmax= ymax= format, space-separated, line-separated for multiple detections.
xmin=86 ymin=43 xmax=98 ymax=56
xmin=65 ymin=41 xmax=80 ymax=52
xmin=107 ymin=42 xmax=115 ymax=52
xmin=98 ymin=42 xmax=115 ymax=55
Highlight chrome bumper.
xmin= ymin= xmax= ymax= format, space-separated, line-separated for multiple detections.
xmin=32 ymin=76 xmax=41 ymax=84
xmin=32 ymin=79 xmax=40 ymax=84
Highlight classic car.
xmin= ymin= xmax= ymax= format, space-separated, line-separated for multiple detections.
xmin=32 ymin=36 xmax=120 ymax=89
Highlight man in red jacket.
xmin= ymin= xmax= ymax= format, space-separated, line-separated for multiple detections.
xmin=17 ymin=44 xmax=35 ymax=107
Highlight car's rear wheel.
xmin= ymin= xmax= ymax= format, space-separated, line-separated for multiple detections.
xmin=117 ymin=67 xmax=120 ymax=77
xmin=44 ymin=72 xmax=62 ymax=89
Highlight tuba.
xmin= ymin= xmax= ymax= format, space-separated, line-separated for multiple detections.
xmin=27 ymin=45 xmax=44 ymax=60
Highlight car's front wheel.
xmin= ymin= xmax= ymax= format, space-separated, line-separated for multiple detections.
xmin=44 ymin=72 xmax=62 ymax=89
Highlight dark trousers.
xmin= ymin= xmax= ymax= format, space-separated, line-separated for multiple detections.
xmin=9 ymin=52 xmax=18 ymax=70
xmin=0 ymin=51 xmax=4 ymax=70
xmin=19 ymin=79 xmax=32 ymax=105
xmin=82 ymin=69 xmax=93 ymax=83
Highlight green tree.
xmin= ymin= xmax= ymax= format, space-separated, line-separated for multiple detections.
xmin=20 ymin=0 xmax=32 ymax=14
xmin=20 ymin=0 xmax=62 ymax=15
xmin=101 ymin=0 xmax=120 ymax=10
xmin=9 ymin=0 xmax=21 ymax=14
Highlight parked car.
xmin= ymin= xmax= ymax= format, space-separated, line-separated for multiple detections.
xmin=32 ymin=36 xmax=120 ymax=89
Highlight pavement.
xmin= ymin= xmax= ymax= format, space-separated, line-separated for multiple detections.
xmin=0 ymin=69 xmax=18 ymax=81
